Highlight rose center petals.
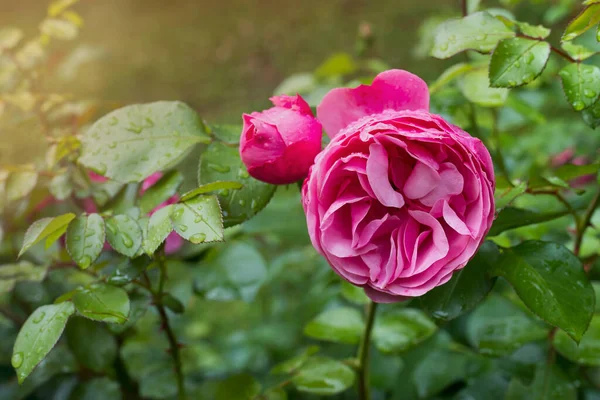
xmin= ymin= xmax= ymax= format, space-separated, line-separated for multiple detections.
xmin=403 ymin=161 xmax=440 ymax=199
xmin=366 ymin=143 xmax=405 ymax=208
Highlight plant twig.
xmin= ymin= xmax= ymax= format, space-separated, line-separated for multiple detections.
xmin=356 ymin=301 xmax=377 ymax=400
xmin=574 ymin=189 xmax=600 ymax=257
xmin=461 ymin=0 xmax=467 ymax=16
xmin=516 ymin=33 xmax=578 ymax=63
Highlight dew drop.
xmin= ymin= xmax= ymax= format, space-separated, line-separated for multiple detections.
xmin=251 ymin=199 xmax=258 ymax=211
xmin=238 ymin=199 xmax=246 ymax=206
xmin=584 ymin=89 xmax=597 ymax=98
xmin=448 ymin=34 xmax=456 ymax=43
xmin=573 ymin=100 xmax=585 ymax=111
xmin=108 ymin=116 xmax=118 ymax=126
xmin=80 ymin=255 xmax=92 ymax=268
xmin=514 ymin=61 xmax=521 ymax=68
xmin=172 ymin=208 xmax=184 ymax=220
xmin=178 ymin=224 xmax=188 ymax=232
xmin=122 ymin=233 xmax=134 ymax=248
xmin=439 ymin=43 xmax=448 ymax=51
xmin=524 ymin=52 xmax=534 ymax=65
xmin=190 ymin=233 xmax=206 ymax=243
xmin=32 ymin=312 xmax=45 ymax=324
xmin=507 ymin=80 xmax=516 ymax=87
xmin=208 ymin=163 xmax=231 ymax=173
xmin=475 ymin=34 xmax=486 ymax=41
xmin=108 ymin=142 xmax=117 ymax=149
xmin=238 ymin=169 xmax=250 ymax=179
xmin=194 ymin=215 xmax=203 ymax=223
xmin=11 ymin=352 xmax=23 ymax=369
xmin=221 ymin=189 xmax=230 ymax=196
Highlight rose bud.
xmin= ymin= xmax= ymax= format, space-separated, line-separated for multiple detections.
xmin=239 ymin=94 xmax=322 ymax=185
xmin=303 ymin=70 xmax=495 ymax=303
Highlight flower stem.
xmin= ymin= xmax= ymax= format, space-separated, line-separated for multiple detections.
xmin=357 ymin=301 xmax=378 ymax=400
xmin=574 ymin=189 xmax=600 ymax=257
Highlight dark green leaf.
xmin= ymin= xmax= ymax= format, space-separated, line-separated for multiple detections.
xmin=171 ymin=195 xmax=223 ymax=243
xmin=0 ymin=261 xmax=48 ymax=294
xmin=138 ymin=170 xmax=183 ymax=214
xmin=292 ymin=356 xmax=355 ymax=395
xmin=72 ymin=283 xmax=130 ymax=324
xmin=70 ymin=377 xmax=122 ymax=400
xmin=65 ymin=214 xmax=105 ymax=269
xmin=65 ymin=318 xmax=117 ymax=372
xmin=553 ymin=315 xmax=600 ymax=366
xmin=215 ymin=242 xmax=267 ymax=302
xmin=431 ymin=12 xmax=514 ymax=59
xmin=495 ymin=181 xmax=527 ymax=210
xmin=559 ymin=63 xmax=600 ymax=111
xmin=583 ymin=100 xmax=600 ymax=128
xmin=562 ymin=3 xmax=600 ymax=41
xmin=180 ymin=181 xmax=244 ymax=202
xmin=142 ymin=205 xmax=174 ymax=255
xmin=80 ymin=101 xmax=210 ymax=182
xmin=161 ymin=293 xmax=184 ymax=314
xmin=489 ymin=37 xmax=550 ymax=88
xmin=19 ymin=213 xmax=75 ymax=257
xmin=12 ymin=301 xmax=75 ymax=383
xmin=506 ymin=363 xmax=576 ymax=400
xmin=466 ymin=294 xmax=548 ymax=356
xmin=489 ymin=207 xmax=571 ymax=236
xmin=198 ymin=140 xmax=275 ymax=227
xmin=215 ymin=373 xmax=261 ymax=400
xmin=105 ymin=214 xmax=143 ymax=257
xmin=420 ymin=241 xmax=498 ymax=321
xmin=460 ymin=68 xmax=509 ymax=107
xmin=373 ymin=308 xmax=437 ymax=353
xmin=491 ymin=241 xmax=594 ymax=341
xmin=271 ymin=346 xmax=320 ymax=375
xmin=304 ymin=307 xmax=365 ymax=344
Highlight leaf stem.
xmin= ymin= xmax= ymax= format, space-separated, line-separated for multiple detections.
xmin=574 ymin=189 xmax=600 ymax=257
xmin=515 ymin=33 xmax=578 ymax=63
xmin=357 ymin=301 xmax=377 ymax=400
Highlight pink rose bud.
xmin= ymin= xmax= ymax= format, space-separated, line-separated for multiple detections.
xmin=239 ymin=94 xmax=322 ymax=185
xmin=303 ymin=70 xmax=495 ymax=303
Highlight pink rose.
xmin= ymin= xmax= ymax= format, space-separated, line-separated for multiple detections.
xmin=302 ymin=70 xmax=495 ymax=303
xmin=240 ymin=94 xmax=322 ymax=184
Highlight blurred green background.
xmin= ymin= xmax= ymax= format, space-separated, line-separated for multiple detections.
xmin=0 ymin=0 xmax=451 ymax=123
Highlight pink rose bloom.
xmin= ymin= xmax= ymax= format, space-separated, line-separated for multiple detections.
xmin=302 ymin=70 xmax=495 ymax=303
xmin=239 ymin=94 xmax=322 ymax=184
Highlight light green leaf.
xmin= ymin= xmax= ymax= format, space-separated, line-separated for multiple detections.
xmin=491 ymin=241 xmax=594 ymax=342
xmin=48 ymin=0 xmax=79 ymax=17
xmin=431 ymin=12 xmax=515 ymax=59
xmin=72 ymin=283 xmax=130 ymax=324
xmin=562 ymin=42 xmax=597 ymax=61
xmin=583 ymin=100 xmax=600 ymax=128
xmin=180 ymin=181 xmax=243 ymax=202
xmin=489 ymin=37 xmax=550 ymax=88
xmin=559 ymin=63 xmax=600 ymax=111
xmin=171 ymin=195 xmax=223 ymax=244
xmin=105 ymin=214 xmax=143 ymax=257
xmin=467 ymin=0 xmax=481 ymax=14
xmin=420 ymin=241 xmax=498 ymax=321
xmin=12 ymin=301 xmax=75 ymax=383
xmin=66 ymin=214 xmax=105 ymax=269
xmin=304 ymin=307 xmax=365 ymax=344
xmin=460 ymin=68 xmax=509 ymax=107
xmin=80 ymin=101 xmax=210 ymax=182
xmin=292 ymin=356 xmax=355 ymax=395
xmin=553 ymin=315 xmax=600 ymax=366
xmin=314 ymin=52 xmax=357 ymax=78
xmin=65 ymin=317 xmax=117 ymax=372
xmin=5 ymin=171 xmax=37 ymax=203
xmin=215 ymin=373 xmax=261 ymax=400
xmin=138 ymin=170 xmax=183 ymax=214
xmin=19 ymin=213 xmax=76 ymax=257
xmin=494 ymin=181 xmax=527 ymax=210
xmin=515 ymin=21 xmax=551 ymax=39
xmin=199 ymin=140 xmax=275 ymax=227
xmin=39 ymin=18 xmax=78 ymax=40
xmin=271 ymin=346 xmax=320 ymax=375
xmin=216 ymin=242 xmax=267 ymax=302
xmin=506 ymin=363 xmax=576 ymax=400
xmin=0 ymin=261 xmax=48 ymax=294
xmin=489 ymin=207 xmax=572 ymax=236
xmin=142 ymin=205 xmax=174 ymax=255
xmin=373 ymin=308 xmax=437 ymax=353
xmin=562 ymin=3 xmax=600 ymax=41
xmin=274 ymin=73 xmax=317 ymax=96
xmin=466 ymin=294 xmax=548 ymax=356
xmin=340 ymin=281 xmax=370 ymax=305
xmin=429 ymin=62 xmax=474 ymax=94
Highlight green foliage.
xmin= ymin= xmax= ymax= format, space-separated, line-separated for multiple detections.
xmin=65 ymin=214 xmax=105 ymax=269
xmin=559 ymin=63 xmax=600 ymax=111
xmin=489 ymin=37 xmax=550 ymax=88
xmin=304 ymin=307 xmax=365 ymax=344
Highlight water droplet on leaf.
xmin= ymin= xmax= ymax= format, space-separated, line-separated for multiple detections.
xmin=11 ymin=352 xmax=23 ymax=368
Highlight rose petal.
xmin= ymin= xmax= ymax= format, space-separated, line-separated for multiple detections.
xmin=366 ymin=143 xmax=405 ymax=208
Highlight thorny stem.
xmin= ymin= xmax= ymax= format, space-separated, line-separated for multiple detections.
xmin=574 ymin=189 xmax=600 ymax=257
xmin=357 ymin=301 xmax=378 ymax=400
xmin=145 ymin=253 xmax=186 ymax=400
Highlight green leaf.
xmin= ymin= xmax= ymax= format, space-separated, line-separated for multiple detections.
xmin=199 ymin=140 xmax=275 ymax=227
xmin=583 ymin=100 xmax=600 ymax=128
xmin=70 ymin=377 xmax=122 ymax=400
xmin=142 ymin=205 xmax=174 ymax=255
xmin=171 ymin=195 xmax=223 ymax=243
xmin=271 ymin=346 xmax=320 ymax=375
xmin=420 ymin=241 xmax=498 ymax=321
xmin=161 ymin=293 xmax=184 ymax=314
xmin=105 ymin=214 xmax=143 ymax=257
xmin=467 ymin=0 xmax=481 ymax=14
xmin=138 ymin=170 xmax=183 ymax=214
xmin=72 ymin=283 xmax=130 ymax=324
xmin=48 ymin=0 xmax=79 ymax=16
xmin=515 ymin=21 xmax=551 ymax=39
xmin=65 ymin=317 xmax=117 ymax=372
xmin=506 ymin=363 xmax=576 ymax=400
xmin=460 ymin=68 xmax=509 ymax=107
xmin=314 ymin=52 xmax=357 ymax=78
xmin=431 ymin=11 xmax=514 ymax=59
xmin=559 ymin=63 xmax=600 ymax=111
xmin=12 ymin=301 xmax=75 ymax=384
xmin=554 ymin=162 xmax=600 ymax=182
xmin=489 ymin=207 xmax=572 ymax=236
xmin=553 ymin=315 xmax=600 ymax=366
xmin=429 ymin=63 xmax=474 ymax=94
xmin=373 ymin=308 xmax=437 ymax=353
xmin=66 ymin=214 xmax=105 ymax=269
xmin=495 ymin=181 xmax=527 ymax=211
xmin=274 ymin=73 xmax=317 ymax=96
xmin=304 ymin=307 xmax=365 ymax=344
xmin=561 ymin=42 xmax=597 ymax=61
xmin=340 ymin=281 xmax=370 ymax=305
xmin=80 ymin=101 xmax=210 ymax=182
xmin=215 ymin=241 xmax=267 ymax=302
xmin=466 ymin=294 xmax=548 ymax=356
xmin=0 ymin=261 xmax=48 ymax=294
xmin=39 ymin=18 xmax=78 ymax=40
xmin=19 ymin=213 xmax=76 ymax=257
xmin=180 ymin=181 xmax=244 ymax=202
xmin=5 ymin=171 xmax=37 ymax=203
xmin=215 ymin=373 xmax=261 ymax=400
xmin=491 ymin=241 xmax=594 ymax=342
xmin=489 ymin=38 xmax=550 ymax=88
xmin=292 ymin=356 xmax=355 ymax=395
xmin=562 ymin=3 xmax=600 ymax=41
